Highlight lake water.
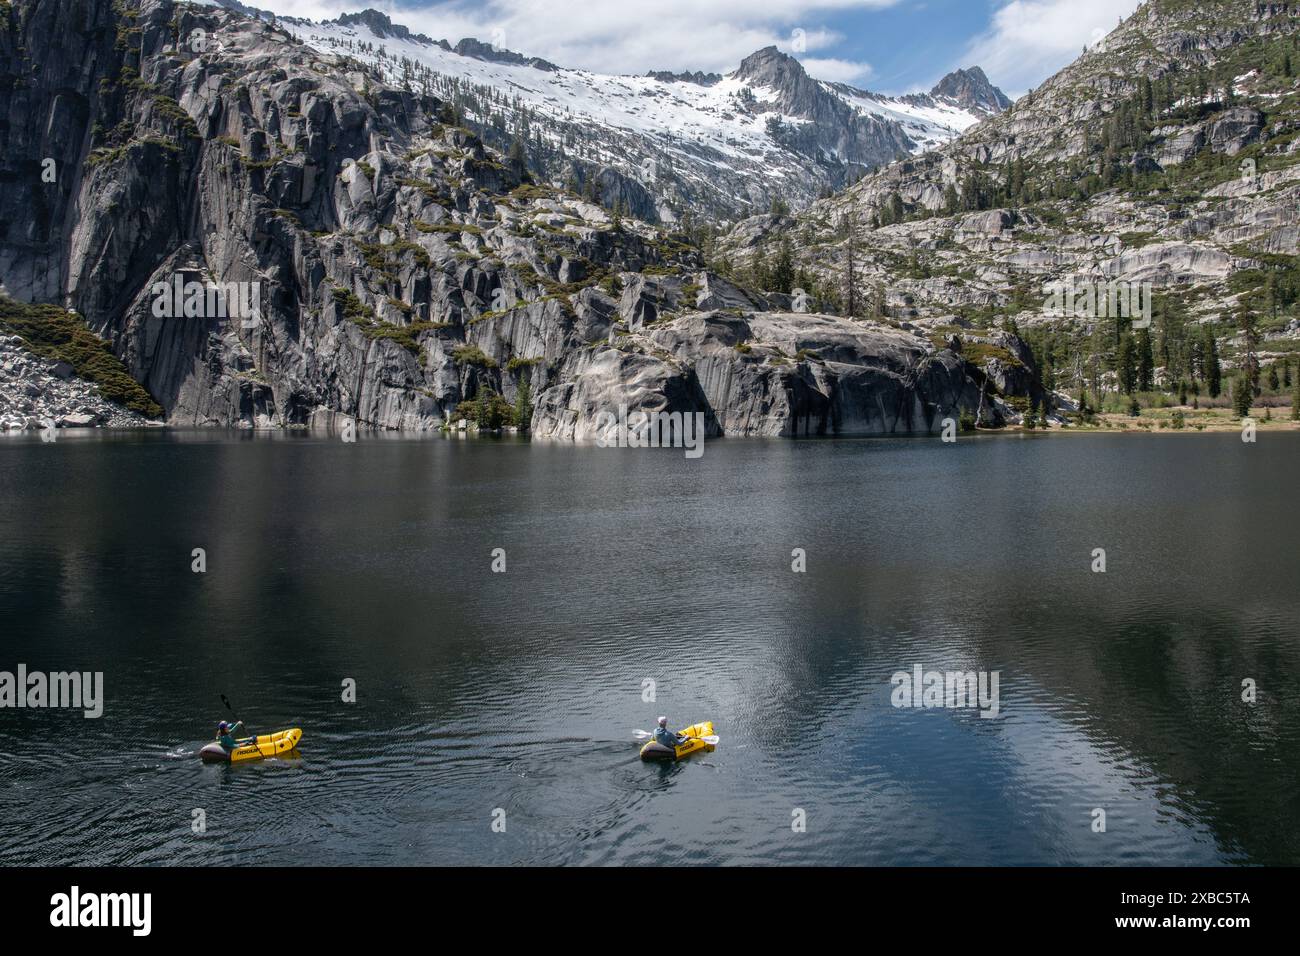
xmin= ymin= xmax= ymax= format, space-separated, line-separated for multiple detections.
xmin=1 ymin=430 xmax=1297 ymax=865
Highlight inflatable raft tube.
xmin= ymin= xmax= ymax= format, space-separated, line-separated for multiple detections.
xmin=200 ymin=728 xmax=302 ymax=763
xmin=639 ymin=721 xmax=715 ymax=761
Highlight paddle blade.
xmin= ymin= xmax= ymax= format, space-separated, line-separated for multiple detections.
xmin=701 ymin=735 xmax=720 ymax=745
xmin=634 ymin=730 xmax=654 ymax=738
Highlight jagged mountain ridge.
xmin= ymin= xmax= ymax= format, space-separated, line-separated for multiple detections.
xmin=808 ymin=0 xmax=1300 ymax=220
xmin=921 ymin=66 xmax=1013 ymax=114
xmin=272 ymin=8 xmax=1009 ymax=223
xmin=718 ymin=0 xmax=1300 ymax=391
xmin=0 ymin=0 xmax=1031 ymax=435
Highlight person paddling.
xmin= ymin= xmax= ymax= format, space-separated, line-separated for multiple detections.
xmin=216 ymin=720 xmax=254 ymax=752
xmin=654 ymin=716 xmax=686 ymax=749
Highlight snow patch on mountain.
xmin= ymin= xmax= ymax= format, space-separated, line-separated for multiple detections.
xmin=278 ymin=10 xmax=1008 ymax=220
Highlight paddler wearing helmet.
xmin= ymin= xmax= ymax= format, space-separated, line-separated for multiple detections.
xmin=216 ymin=720 xmax=254 ymax=752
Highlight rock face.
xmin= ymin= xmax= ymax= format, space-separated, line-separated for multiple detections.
xmin=926 ymin=67 xmax=1013 ymax=114
xmin=643 ymin=311 xmax=1005 ymax=436
xmin=0 ymin=0 xmax=1005 ymax=436
xmin=334 ymin=10 xmax=435 ymax=46
xmin=451 ymin=37 xmax=558 ymax=72
xmin=732 ymin=49 xmax=1014 ymax=176
xmin=529 ymin=309 xmax=1007 ymax=439
xmin=732 ymin=47 xmax=917 ymax=175
xmin=1206 ymin=107 xmax=1263 ymax=155
xmin=644 ymin=70 xmax=722 ymax=87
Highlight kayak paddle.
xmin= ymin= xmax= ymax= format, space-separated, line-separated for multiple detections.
xmin=634 ymin=730 xmax=720 ymax=745
xmin=220 ymin=694 xmax=240 ymax=724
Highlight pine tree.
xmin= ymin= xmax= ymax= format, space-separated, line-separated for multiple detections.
xmin=476 ymin=389 xmax=499 ymax=430
xmin=842 ymin=209 xmax=859 ymax=318
xmin=1292 ymin=374 xmax=1300 ymax=421
xmin=866 ymin=281 xmax=886 ymax=319
xmin=1205 ymin=328 xmax=1222 ymax=398
xmin=1136 ymin=327 xmax=1155 ymax=392
xmin=1232 ymin=373 xmax=1253 ymax=418
xmin=1157 ymin=293 xmax=1189 ymax=382
xmin=750 ymin=238 xmax=771 ymax=291
xmin=508 ymin=137 xmax=527 ymax=179
xmin=514 ymin=378 xmax=532 ymax=432
xmin=772 ymin=237 xmax=794 ymax=295
xmin=886 ymin=193 xmax=905 ymax=224
xmin=1240 ymin=310 xmax=1261 ymax=394
xmin=942 ymin=184 xmax=959 ymax=214
xmin=1117 ymin=333 xmax=1138 ymax=394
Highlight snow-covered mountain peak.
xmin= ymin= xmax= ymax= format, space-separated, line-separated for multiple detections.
xmin=277 ymin=6 xmax=1010 ymax=222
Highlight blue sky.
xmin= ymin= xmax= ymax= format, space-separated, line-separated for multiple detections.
xmin=251 ymin=0 xmax=1145 ymax=97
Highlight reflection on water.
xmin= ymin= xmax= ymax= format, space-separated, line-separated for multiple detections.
xmin=0 ymin=430 xmax=1297 ymax=865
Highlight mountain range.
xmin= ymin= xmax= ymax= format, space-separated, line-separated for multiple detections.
xmin=718 ymin=0 xmax=1300 ymax=394
xmin=0 ymin=0 xmax=1295 ymax=437
xmin=277 ymin=8 xmax=1011 ymax=223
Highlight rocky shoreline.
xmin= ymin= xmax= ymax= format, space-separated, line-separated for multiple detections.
xmin=0 ymin=335 xmax=157 ymax=430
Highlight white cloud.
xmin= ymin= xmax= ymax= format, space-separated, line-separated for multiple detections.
xmin=957 ymin=0 xmax=1144 ymax=97
xmin=799 ymin=57 xmax=874 ymax=84
xmin=240 ymin=0 xmax=897 ymax=77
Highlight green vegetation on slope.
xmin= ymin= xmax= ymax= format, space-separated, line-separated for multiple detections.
xmin=0 ymin=296 xmax=164 ymax=418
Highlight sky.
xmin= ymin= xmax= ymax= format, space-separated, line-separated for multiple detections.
xmin=243 ymin=0 xmax=1146 ymax=97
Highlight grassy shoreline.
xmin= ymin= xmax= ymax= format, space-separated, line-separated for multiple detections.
xmin=1032 ymin=403 xmax=1299 ymax=434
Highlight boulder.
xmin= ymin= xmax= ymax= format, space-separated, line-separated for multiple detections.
xmin=1207 ymin=108 xmax=1263 ymax=156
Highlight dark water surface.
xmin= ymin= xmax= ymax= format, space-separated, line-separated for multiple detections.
xmin=1 ymin=430 xmax=1297 ymax=865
